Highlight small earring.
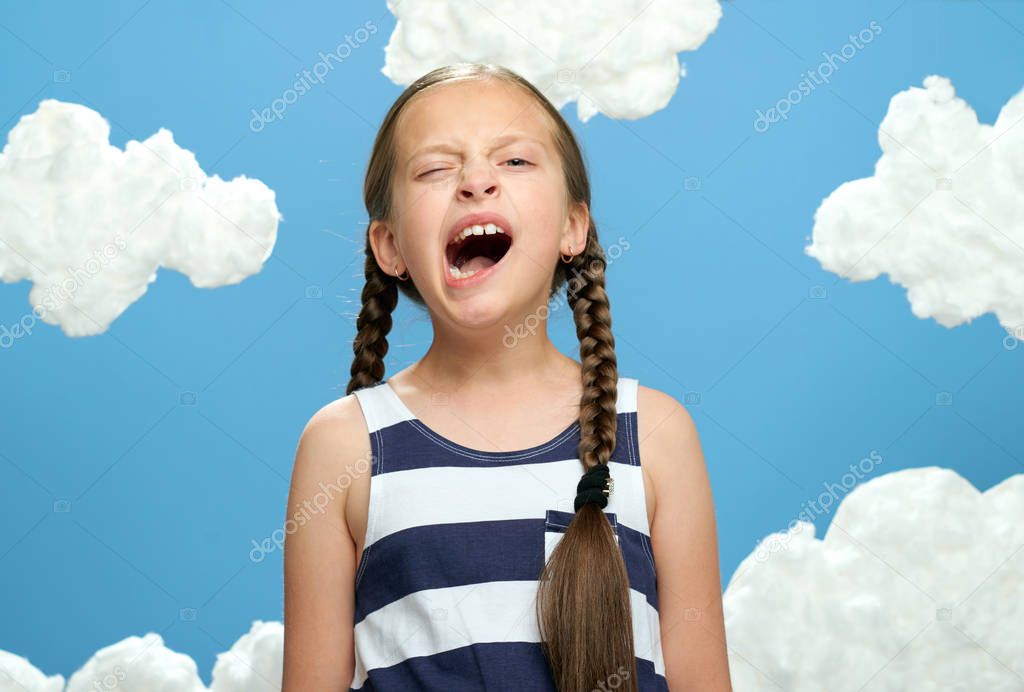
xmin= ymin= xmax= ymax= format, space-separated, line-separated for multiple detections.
xmin=560 ymin=244 xmax=575 ymax=264
xmin=394 ymin=263 xmax=409 ymax=281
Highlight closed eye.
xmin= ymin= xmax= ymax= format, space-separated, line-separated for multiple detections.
xmin=418 ymin=158 xmax=531 ymax=178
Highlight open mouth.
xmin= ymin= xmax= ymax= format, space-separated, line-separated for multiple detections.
xmin=445 ymin=223 xmax=513 ymax=280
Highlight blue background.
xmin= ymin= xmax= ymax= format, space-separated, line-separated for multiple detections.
xmin=2 ymin=0 xmax=1022 ymax=683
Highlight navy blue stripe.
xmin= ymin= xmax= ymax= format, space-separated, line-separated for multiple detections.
xmin=354 ymin=518 xmax=659 ymax=624
xmin=620 ymin=410 xmax=639 ymax=466
xmin=351 ymin=641 xmax=667 ymax=691
xmin=546 ymin=509 xmax=659 ymax=612
xmin=371 ymin=411 xmax=639 ymax=474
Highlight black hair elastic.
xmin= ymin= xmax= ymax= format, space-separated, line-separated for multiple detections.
xmin=574 ymin=463 xmax=614 ymax=511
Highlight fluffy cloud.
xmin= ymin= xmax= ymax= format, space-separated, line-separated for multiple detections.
xmin=64 ymin=633 xmax=206 ymax=691
xmin=0 ymin=650 xmax=64 ymax=691
xmin=724 ymin=467 xmax=1024 ymax=690
xmin=0 ymin=622 xmax=282 ymax=692
xmin=208 ymin=620 xmax=283 ymax=691
xmin=380 ymin=0 xmax=723 ymax=122
xmin=0 ymin=100 xmax=281 ymax=338
xmin=806 ymin=76 xmax=1024 ymax=333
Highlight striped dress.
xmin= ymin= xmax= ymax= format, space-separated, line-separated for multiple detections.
xmin=350 ymin=375 xmax=667 ymax=690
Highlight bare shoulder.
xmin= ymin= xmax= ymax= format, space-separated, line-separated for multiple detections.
xmin=290 ymin=392 xmax=374 ymax=525
xmin=636 ymin=384 xmax=699 ymax=436
xmin=301 ymin=390 xmax=369 ymax=438
xmin=635 ymin=384 xmax=707 ymax=523
xmin=636 ymin=384 xmax=702 ymax=471
xmin=297 ymin=392 xmax=370 ymax=460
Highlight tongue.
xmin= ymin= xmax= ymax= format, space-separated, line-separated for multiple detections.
xmin=461 ymin=255 xmax=496 ymax=273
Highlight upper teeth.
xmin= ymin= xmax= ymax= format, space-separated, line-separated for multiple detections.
xmin=451 ymin=223 xmax=506 ymax=244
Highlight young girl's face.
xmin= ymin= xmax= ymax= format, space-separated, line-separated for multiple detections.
xmin=376 ymin=78 xmax=587 ymax=327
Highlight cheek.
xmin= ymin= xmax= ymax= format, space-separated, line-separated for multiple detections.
xmin=517 ymin=188 xmax=567 ymax=238
xmin=398 ymin=219 xmax=440 ymax=264
xmin=392 ymin=190 xmax=449 ymax=260
xmin=513 ymin=211 xmax=564 ymax=261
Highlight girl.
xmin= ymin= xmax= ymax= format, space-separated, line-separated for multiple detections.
xmin=283 ymin=63 xmax=731 ymax=691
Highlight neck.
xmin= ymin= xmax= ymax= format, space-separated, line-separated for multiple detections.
xmin=410 ymin=314 xmax=579 ymax=394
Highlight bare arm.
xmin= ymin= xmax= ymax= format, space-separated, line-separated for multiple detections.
xmin=639 ymin=386 xmax=732 ymax=691
xmin=282 ymin=396 xmax=366 ymax=690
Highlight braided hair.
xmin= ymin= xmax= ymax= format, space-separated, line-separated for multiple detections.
xmin=347 ymin=63 xmax=637 ymax=692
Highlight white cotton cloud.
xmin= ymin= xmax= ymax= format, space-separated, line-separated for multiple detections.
xmin=805 ymin=76 xmax=1024 ymax=333
xmin=380 ymin=0 xmax=723 ymax=122
xmin=0 ymin=623 xmax=283 ymax=692
xmin=0 ymin=99 xmax=281 ymax=338
xmin=0 ymin=650 xmax=64 ymax=691
xmin=208 ymin=621 xmax=282 ymax=692
xmin=63 ymin=633 xmax=205 ymax=692
xmin=724 ymin=467 xmax=1024 ymax=691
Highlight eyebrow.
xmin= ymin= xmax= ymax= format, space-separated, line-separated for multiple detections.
xmin=404 ymin=134 xmax=546 ymax=168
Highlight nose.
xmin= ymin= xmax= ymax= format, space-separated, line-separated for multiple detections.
xmin=457 ymin=158 xmax=498 ymax=200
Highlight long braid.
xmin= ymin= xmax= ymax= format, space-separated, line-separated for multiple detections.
xmin=567 ymin=225 xmax=619 ymax=469
xmin=346 ymin=239 xmax=399 ymax=396
xmin=536 ymin=220 xmax=639 ymax=692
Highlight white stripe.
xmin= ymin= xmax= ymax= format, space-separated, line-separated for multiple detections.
xmin=617 ymin=376 xmax=638 ymax=417
xmin=367 ymin=459 xmax=650 ymax=547
xmin=352 ymin=580 xmax=664 ymax=687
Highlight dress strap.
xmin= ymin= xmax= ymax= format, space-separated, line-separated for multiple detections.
xmin=352 ymin=381 xmax=415 ymax=434
xmin=616 ymin=376 xmax=639 ymax=415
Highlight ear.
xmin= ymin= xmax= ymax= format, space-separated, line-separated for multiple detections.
xmin=369 ymin=218 xmax=404 ymax=278
xmin=561 ymin=200 xmax=590 ymax=256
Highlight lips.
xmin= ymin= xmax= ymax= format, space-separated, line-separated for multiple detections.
xmin=445 ymin=211 xmax=514 ymax=247
xmin=442 ymin=211 xmax=515 ymax=286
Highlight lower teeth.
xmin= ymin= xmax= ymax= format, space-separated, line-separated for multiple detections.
xmin=449 ymin=265 xmax=478 ymax=279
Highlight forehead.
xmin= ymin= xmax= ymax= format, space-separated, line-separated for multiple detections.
xmin=395 ymin=78 xmax=554 ymax=159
